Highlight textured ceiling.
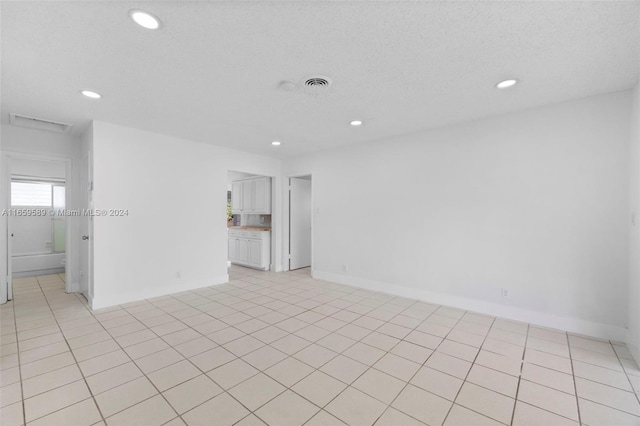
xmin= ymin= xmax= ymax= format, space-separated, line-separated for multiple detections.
xmin=1 ymin=1 xmax=638 ymax=158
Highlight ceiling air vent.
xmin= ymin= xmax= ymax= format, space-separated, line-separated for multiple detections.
xmin=302 ymin=75 xmax=332 ymax=90
xmin=9 ymin=113 xmax=72 ymax=134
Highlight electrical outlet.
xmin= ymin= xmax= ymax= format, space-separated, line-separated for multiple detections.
xmin=342 ymin=264 xmax=348 ymax=273
xmin=501 ymin=288 xmax=510 ymax=298
xmin=176 ymin=271 xmax=181 ymax=279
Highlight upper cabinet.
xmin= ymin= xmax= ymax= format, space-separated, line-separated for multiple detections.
xmin=231 ymin=176 xmax=271 ymax=214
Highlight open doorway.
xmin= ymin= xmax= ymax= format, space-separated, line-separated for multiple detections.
xmin=227 ymin=170 xmax=273 ymax=271
xmin=7 ymin=157 xmax=68 ymax=300
xmin=289 ymin=175 xmax=312 ymax=270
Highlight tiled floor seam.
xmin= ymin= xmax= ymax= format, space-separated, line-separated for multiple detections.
xmin=566 ymin=332 xmax=583 ymax=425
xmin=30 ymin=276 xmax=108 ymax=425
xmin=508 ymin=323 xmax=529 ymax=426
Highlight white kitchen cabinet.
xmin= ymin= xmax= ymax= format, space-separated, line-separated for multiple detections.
xmin=228 ymin=229 xmax=271 ymax=270
xmin=231 ymin=176 xmax=271 ymax=214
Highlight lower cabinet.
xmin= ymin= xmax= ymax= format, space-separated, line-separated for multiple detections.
xmin=228 ymin=230 xmax=270 ymax=270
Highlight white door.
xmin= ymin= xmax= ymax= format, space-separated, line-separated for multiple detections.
xmin=79 ymin=152 xmax=92 ymax=299
xmin=289 ymin=177 xmax=312 ymax=270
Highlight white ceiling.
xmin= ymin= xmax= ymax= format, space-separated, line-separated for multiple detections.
xmin=2 ymin=1 xmax=638 ymax=158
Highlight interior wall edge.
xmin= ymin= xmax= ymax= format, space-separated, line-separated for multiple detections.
xmin=314 ymin=270 xmax=628 ymax=343
xmin=90 ymin=274 xmax=229 ymax=310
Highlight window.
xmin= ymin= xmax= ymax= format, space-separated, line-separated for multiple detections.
xmin=11 ymin=182 xmax=53 ymax=207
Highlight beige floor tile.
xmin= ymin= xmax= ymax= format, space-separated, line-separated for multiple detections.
xmin=487 ymin=327 xmax=527 ymax=346
xmin=147 ymin=360 xmax=201 ymax=391
xmin=325 ymin=386 xmax=386 ymax=425
xmin=521 ymin=362 xmax=575 ymax=394
xmin=374 ymin=352 xmax=421 ymax=381
xmin=0 ymin=382 xmax=22 ymax=408
xmin=94 ymin=376 xmax=157 ymax=418
xmin=79 ymin=349 xmax=130 ymax=376
xmin=173 ymin=336 xmax=217 ymax=358
xmin=392 ymin=384 xmax=452 ymax=426
xmin=456 ymin=381 xmax=514 ymax=424
xmin=22 ymin=363 xmax=82 ymax=398
xmin=343 ymin=342 xmax=386 ymax=366
xmin=19 ymin=351 xmax=75 ymax=379
xmin=29 ymin=398 xmax=102 ymax=426
xmin=19 ymin=341 xmax=68 ymax=364
xmin=293 ymin=343 xmax=338 ymax=368
xmin=305 ymin=410 xmax=347 ymax=426
xmin=207 ymin=358 xmax=259 ymax=389
xmin=293 ymin=370 xmax=347 ymax=407
xmin=578 ymin=398 xmax=640 ymax=426
xmin=270 ymin=334 xmax=312 ymax=355
xmin=135 ymin=347 xmax=184 ymax=374
xmin=235 ymin=413 xmax=268 ymax=426
xmin=482 ymin=338 xmax=524 ymax=360
xmin=467 ymin=363 xmax=519 ymax=397
xmin=361 ymin=331 xmax=400 ymax=351
xmin=570 ymin=347 xmax=624 ymax=372
xmin=255 ymin=390 xmax=319 ymax=426
xmin=223 ymin=335 xmax=265 ymax=357
xmin=189 ymin=346 xmax=236 ymax=372
xmin=568 ymin=335 xmax=616 ymax=356
xmin=574 ymin=377 xmax=640 ymax=416
xmin=182 ymin=392 xmax=249 ymax=426
xmin=106 ymin=394 xmax=176 ymax=425
xmin=207 ymin=327 xmax=245 ymax=345
xmin=241 ymin=345 xmax=287 ymax=372
xmin=517 ymin=380 xmax=578 ymax=421
xmin=410 ymin=366 xmax=463 ymax=401
xmin=317 ymin=333 xmax=357 ymax=353
xmin=229 ymin=372 xmax=286 ymax=410
xmin=524 ymin=348 xmax=572 ymax=374
xmin=512 ymin=401 xmax=579 ymax=426
xmin=352 ymin=367 xmax=406 ymax=404
xmin=265 ymin=356 xmax=314 ymax=387
xmin=390 ymin=341 xmax=433 ymax=364
xmin=438 ymin=339 xmax=480 ymax=362
xmin=0 ymin=401 xmax=23 ymax=426
xmin=124 ymin=337 xmax=170 ymax=359
xmin=72 ymin=339 xmax=120 ymax=362
xmin=19 ymin=331 xmax=65 ymax=352
xmin=528 ymin=326 xmax=567 ymax=345
xmin=448 ymin=328 xmax=487 ymax=347
xmin=444 ymin=404 xmax=504 ymax=426
xmin=425 ymin=351 xmax=472 ymax=380
xmin=24 ymin=379 xmax=91 ymax=422
xmin=527 ymin=336 xmax=570 ymax=358
xmin=85 ymin=362 xmax=143 ymax=395
xmin=573 ymin=359 xmax=633 ymax=391
xmin=0 ymin=366 xmax=20 ymax=387
xmin=375 ymin=408 xmax=425 ymax=426
xmin=163 ymin=374 xmax=222 ymax=414
xmin=320 ymin=354 xmax=369 ymax=384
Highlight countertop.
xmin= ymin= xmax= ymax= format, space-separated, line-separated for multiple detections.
xmin=228 ymin=226 xmax=271 ymax=232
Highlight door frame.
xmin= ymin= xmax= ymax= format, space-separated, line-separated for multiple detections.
xmin=285 ymin=173 xmax=313 ymax=274
xmin=1 ymin=151 xmax=76 ymax=302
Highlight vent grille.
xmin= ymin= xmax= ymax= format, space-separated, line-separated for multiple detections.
xmin=302 ymin=75 xmax=332 ymax=91
xmin=9 ymin=113 xmax=72 ymax=134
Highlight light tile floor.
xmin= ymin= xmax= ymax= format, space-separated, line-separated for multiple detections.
xmin=1 ymin=266 xmax=639 ymax=426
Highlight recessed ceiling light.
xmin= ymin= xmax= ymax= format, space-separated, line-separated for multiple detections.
xmin=271 ymin=141 xmax=281 ymax=146
xmin=81 ymin=90 xmax=101 ymax=99
xmin=350 ymin=120 xmax=363 ymax=126
xmin=496 ymin=79 xmax=518 ymax=89
xmin=129 ymin=10 xmax=161 ymax=30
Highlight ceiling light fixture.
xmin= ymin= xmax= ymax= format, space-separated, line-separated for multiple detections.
xmin=81 ymin=90 xmax=102 ymax=99
xmin=129 ymin=10 xmax=161 ymax=30
xmin=496 ymin=79 xmax=518 ymax=89
xmin=350 ymin=120 xmax=363 ymax=126
xmin=271 ymin=141 xmax=281 ymax=146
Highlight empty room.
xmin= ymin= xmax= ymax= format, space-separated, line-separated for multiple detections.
xmin=1 ymin=1 xmax=639 ymax=425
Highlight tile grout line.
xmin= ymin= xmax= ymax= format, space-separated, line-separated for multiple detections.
xmin=508 ymin=322 xmax=529 ymax=426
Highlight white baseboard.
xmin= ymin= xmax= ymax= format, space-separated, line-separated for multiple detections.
xmin=314 ymin=271 xmax=628 ymax=342
xmin=90 ymin=274 xmax=229 ymax=310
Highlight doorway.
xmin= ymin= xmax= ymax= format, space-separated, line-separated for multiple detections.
xmin=6 ymin=156 xmax=69 ymax=301
xmin=289 ymin=175 xmax=312 ymax=270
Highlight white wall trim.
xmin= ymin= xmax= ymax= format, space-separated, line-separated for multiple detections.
xmin=90 ymin=274 xmax=229 ymax=310
xmin=314 ymin=270 xmax=628 ymax=342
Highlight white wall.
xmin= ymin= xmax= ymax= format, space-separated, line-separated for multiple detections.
xmin=629 ymin=83 xmax=640 ymax=363
xmin=285 ymin=90 xmax=632 ymax=341
xmin=90 ymin=121 xmax=281 ymax=309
